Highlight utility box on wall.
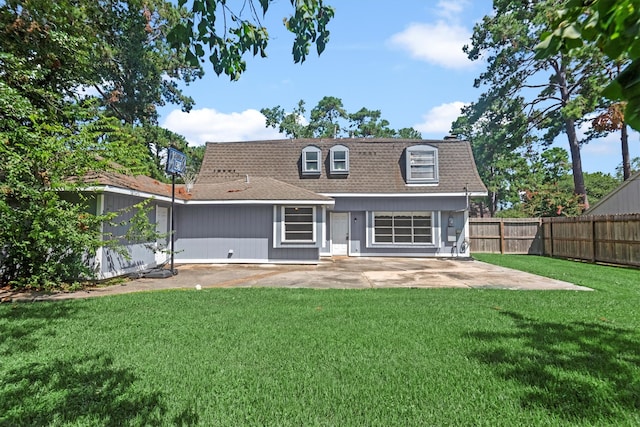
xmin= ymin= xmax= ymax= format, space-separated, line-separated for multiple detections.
xmin=447 ymin=226 xmax=457 ymax=242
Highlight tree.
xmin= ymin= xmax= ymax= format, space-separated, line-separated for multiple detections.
xmin=584 ymin=171 xmax=620 ymax=205
xmin=348 ymin=108 xmax=395 ymax=138
xmin=396 ymin=127 xmax=423 ymax=140
xmin=261 ymin=100 xmax=313 ymax=139
xmin=520 ymin=148 xmax=582 ymax=217
xmin=88 ymin=0 xmax=203 ymax=126
xmin=615 ymin=157 xmax=640 ymax=180
xmin=168 ymin=0 xmax=334 ymax=80
xmin=452 ymin=95 xmax=533 ymax=216
xmin=536 ymin=0 xmax=640 ymax=130
xmin=309 ymin=96 xmax=348 ymax=137
xmin=465 ymin=0 xmax=609 ymax=211
xmin=262 ymin=96 xmax=423 ymax=139
xmin=0 ymin=53 xmax=141 ymax=288
xmin=1 ymin=0 xmax=336 ymax=289
xmin=591 ymin=102 xmax=632 ymax=180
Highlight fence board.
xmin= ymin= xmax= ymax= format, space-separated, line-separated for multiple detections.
xmin=470 ymin=214 xmax=640 ymax=268
xmin=469 ymin=218 xmax=542 ymax=254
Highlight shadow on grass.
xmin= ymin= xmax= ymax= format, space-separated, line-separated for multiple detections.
xmin=0 ymin=353 xmax=166 ymax=426
xmin=0 ymin=302 xmax=200 ymax=426
xmin=0 ymin=302 xmax=78 ymax=357
xmin=470 ymin=311 xmax=640 ymax=422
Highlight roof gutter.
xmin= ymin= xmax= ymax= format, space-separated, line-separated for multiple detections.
xmin=84 ymin=185 xmax=335 ymax=206
xmin=320 ymin=191 xmax=488 ymax=198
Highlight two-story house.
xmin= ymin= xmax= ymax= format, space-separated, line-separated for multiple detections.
xmin=89 ymin=138 xmax=487 ymax=277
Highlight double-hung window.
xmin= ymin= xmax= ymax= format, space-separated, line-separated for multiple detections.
xmin=373 ymin=212 xmax=432 ymax=245
xmin=329 ymin=145 xmax=349 ymax=175
xmin=406 ymin=145 xmax=438 ymax=183
xmin=302 ymin=146 xmax=321 ymax=175
xmin=283 ymin=207 xmax=315 ymax=242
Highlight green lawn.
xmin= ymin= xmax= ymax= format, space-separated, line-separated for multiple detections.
xmin=1 ymin=256 xmax=639 ymax=426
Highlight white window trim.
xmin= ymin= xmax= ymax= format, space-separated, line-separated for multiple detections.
xmin=368 ymin=211 xmax=435 ymax=247
xmin=329 ymin=145 xmax=349 ymax=175
xmin=302 ymin=146 xmax=322 ymax=175
xmin=281 ymin=206 xmax=317 ymax=243
xmin=406 ymin=145 xmax=439 ymax=184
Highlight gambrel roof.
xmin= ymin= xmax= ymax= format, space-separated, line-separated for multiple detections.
xmin=84 ymin=138 xmax=486 ymax=202
xmin=197 ymin=138 xmax=487 ymax=195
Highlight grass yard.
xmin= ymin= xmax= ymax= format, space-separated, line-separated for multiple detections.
xmin=1 ymin=256 xmax=639 ymax=426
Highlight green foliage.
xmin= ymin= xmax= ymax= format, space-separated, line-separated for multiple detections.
xmin=309 ymin=95 xmax=348 ymax=137
xmin=396 ymin=127 xmax=423 ymax=139
xmin=87 ymin=0 xmax=203 ymax=125
xmin=261 ymin=100 xmax=313 ymax=139
xmin=168 ymin=0 xmax=334 ymax=80
xmin=489 ymin=147 xmax=620 ymax=218
xmin=452 ymin=96 xmax=533 ymax=215
xmin=465 ymin=0 xmax=610 ymax=210
xmin=0 ymin=60 xmax=160 ymax=288
xmin=262 ymin=96 xmax=423 ymax=139
xmin=584 ymin=171 xmax=620 ymax=205
xmin=536 ymin=0 xmax=640 ymax=130
xmin=2 ymin=0 xmax=335 ymax=289
xmin=615 ymin=156 xmax=640 ymax=180
xmin=348 ymin=107 xmax=395 ymax=138
xmin=0 ymin=18 xmax=141 ymax=289
xmin=0 ymin=65 xmax=101 ymax=288
xmin=519 ymin=148 xmax=583 ymax=217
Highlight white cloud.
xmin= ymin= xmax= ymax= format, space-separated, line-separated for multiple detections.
xmin=435 ymin=0 xmax=469 ymax=20
xmin=161 ymin=108 xmax=283 ymax=146
xmin=414 ymin=101 xmax=468 ymax=135
xmin=388 ymin=21 xmax=473 ymax=69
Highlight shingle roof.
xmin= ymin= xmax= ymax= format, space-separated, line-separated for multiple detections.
xmin=189 ymin=177 xmax=333 ymax=202
xmin=82 ymin=171 xmax=180 ymax=199
xmin=82 ymin=172 xmax=332 ymax=203
xmin=197 ymin=138 xmax=487 ymax=194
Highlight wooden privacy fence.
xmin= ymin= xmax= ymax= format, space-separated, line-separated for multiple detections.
xmin=469 ymin=218 xmax=543 ymax=255
xmin=470 ymin=215 xmax=640 ymax=268
xmin=542 ymin=214 xmax=640 ymax=267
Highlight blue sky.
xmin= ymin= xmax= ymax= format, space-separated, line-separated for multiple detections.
xmin=159 ymin=0 xmax=639 ymax=176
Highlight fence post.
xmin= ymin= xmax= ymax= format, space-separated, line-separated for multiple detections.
xmin=591 ymin=219 xmax=597 ymax=263
xmin=548 ymin=219 xmax=553 ymax=258
xmin=538 ymin=218 xmax=543 ymax=255
xmin=499 ymin=220 xmax=505 ymax=254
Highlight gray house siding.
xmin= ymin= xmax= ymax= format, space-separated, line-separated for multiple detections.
xmin=174 ymin=204 xmax=320 ymax=263
xmin=99 ymin=193 xmax=169 ymax=278
xmin=331 ymin=196 xmax=467 ymax=212
xmin=586 ymin=173 xmax=640 ymax=215
xmin=175 ymin=205 xmax=271 ymax=262
xmin=322 ymin=196 xmax=470 ymax=257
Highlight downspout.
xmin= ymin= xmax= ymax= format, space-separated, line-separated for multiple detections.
xmin=95 ymin=193 xmax=105 ymax=279
xmin=463 ymin=184 xmax=470 ymax=255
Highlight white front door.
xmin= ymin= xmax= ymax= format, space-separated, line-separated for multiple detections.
xmin=155 ymin=206 xmax=169 ymax=264
xmin=331 ymin=212 xmax=349 ymax=256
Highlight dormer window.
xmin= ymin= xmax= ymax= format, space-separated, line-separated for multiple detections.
xmin=406 ymin=145 xmax=438 ymax=184
xmin=302 ymin=145 xmax=321 ymax=175
xmin=330 ymin=145 xmax=349 ymax=175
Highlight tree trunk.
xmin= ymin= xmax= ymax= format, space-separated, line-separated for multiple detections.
xmin=488 ymin=192 xmax=497 ymax=217
xmin=556 ymin=57 xmax=588 ymax=211
xmin=621 ymin=122 xmax=630 ymax=180
xmin=565 ymin=117 xmax=588 ymax=210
